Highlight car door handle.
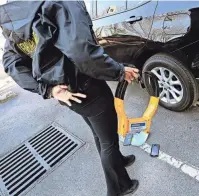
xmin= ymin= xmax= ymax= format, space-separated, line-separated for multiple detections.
xmin=126 ymin=16 xmax=143 ymax=24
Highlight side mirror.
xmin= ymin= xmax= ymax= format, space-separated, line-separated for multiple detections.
xmin=163 ymin=13 xmax=191 ymax=35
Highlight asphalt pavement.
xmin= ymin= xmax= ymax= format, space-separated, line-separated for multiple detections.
xmin=0 ymin=79 xmax=199 ymax=196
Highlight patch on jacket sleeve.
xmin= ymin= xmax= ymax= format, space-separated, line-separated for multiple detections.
xmin=17 ymin=32 xmax=38 ymax=58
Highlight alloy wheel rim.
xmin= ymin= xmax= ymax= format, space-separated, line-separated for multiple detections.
xmin=151 ymin=67 xmax=183 ymax=104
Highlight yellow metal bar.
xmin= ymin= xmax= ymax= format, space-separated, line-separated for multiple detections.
xmin=143 ymin=96 xmax=159 ymax=119
xmin=114 ymin=98 xmax=128 ymax=136
xmin=115 ymin=96 xmax=159 ymax=137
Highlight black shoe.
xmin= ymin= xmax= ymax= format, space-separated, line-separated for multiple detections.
xmin=123 ymin=155 xmax=136 ymax=167
xmin=119 ymin=180 xmax=139 ymax=196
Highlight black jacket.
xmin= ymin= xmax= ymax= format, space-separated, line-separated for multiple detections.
xmin=0 ymin=1 xmax=125 ymax=98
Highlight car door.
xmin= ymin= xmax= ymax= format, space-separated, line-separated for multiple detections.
xmin=148 ymin=1 xmax=199 ymax=71
xmin=86 ymin=0 xmax=158 ymax=64
xmin=150 ymin=1 xmax=199 ymax=45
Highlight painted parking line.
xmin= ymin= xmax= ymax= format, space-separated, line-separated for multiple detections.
xmin=140 ymin=143 xmax=199 ymax=182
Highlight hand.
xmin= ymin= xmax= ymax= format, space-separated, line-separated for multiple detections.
xmin=52 ymin=85 xmax=87 ymax=106
xmin=124 ymin=67 xmax=139 ymax=84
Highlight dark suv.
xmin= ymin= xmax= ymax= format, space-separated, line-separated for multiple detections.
xmin=85 ymin=1 xmax=199 ymax=112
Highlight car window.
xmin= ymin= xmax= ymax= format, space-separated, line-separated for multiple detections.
xmin=85 ymin=0 xmax=98 ymax=19
xmin=84 ymin=1 xmax=91 ymax=12
xmin=96 ymin=1 xmax=126 ymax=18
xmin=94 ymin=0 xmax=151 ymax=19
xmin=85 ymin=0 xmax=93 ymax=17
xmin=127 ymin=0 xmax=149 ymax=9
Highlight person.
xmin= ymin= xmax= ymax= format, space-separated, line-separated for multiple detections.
xmin=0 ymin=1 xmax=139 ymax=196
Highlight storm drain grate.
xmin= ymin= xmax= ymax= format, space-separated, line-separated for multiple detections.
xmin=0 ymin=123 xmax=84 ymax=196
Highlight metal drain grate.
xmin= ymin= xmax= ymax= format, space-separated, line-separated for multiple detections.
xmin=0 ymin=123 xmax=84 ymax=196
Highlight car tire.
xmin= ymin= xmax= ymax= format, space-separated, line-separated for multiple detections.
xmin=142 ymin=53 xmax=199 ymax=112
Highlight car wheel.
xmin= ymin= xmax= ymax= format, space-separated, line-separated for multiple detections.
xmin=142 ymin=53 xmax=199 ymax=112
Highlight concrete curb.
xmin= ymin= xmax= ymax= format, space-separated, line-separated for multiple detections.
xmin=0 ymin=77 xmax=15 ymax=91
xmin=0 ymin=91 xmax=17 ymax=104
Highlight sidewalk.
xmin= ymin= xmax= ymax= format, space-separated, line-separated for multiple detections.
xmin=0 ymin=65 xmax=16 ymax=103
xmin=0 ymin=82 xmax=198 ymax=196
xmin=0 ymin=65 xmax=7 ymax=80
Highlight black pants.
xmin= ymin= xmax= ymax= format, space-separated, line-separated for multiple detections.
xmin=61 ymin=78 xmax=132 ymax=196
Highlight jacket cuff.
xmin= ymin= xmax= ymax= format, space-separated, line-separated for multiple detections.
xmin=116 ymin=63 xmax=125 ymax=82
xmin=38 ymin=83 xmax=53 ymax=99
xmin=46 ymin=86 xmax=53 ymax=99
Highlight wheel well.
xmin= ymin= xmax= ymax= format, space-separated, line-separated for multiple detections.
xmin=134 ymin=49 xmax=160 ymax=70
xmin=135 ymin=48 xmax=190 ymax=71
